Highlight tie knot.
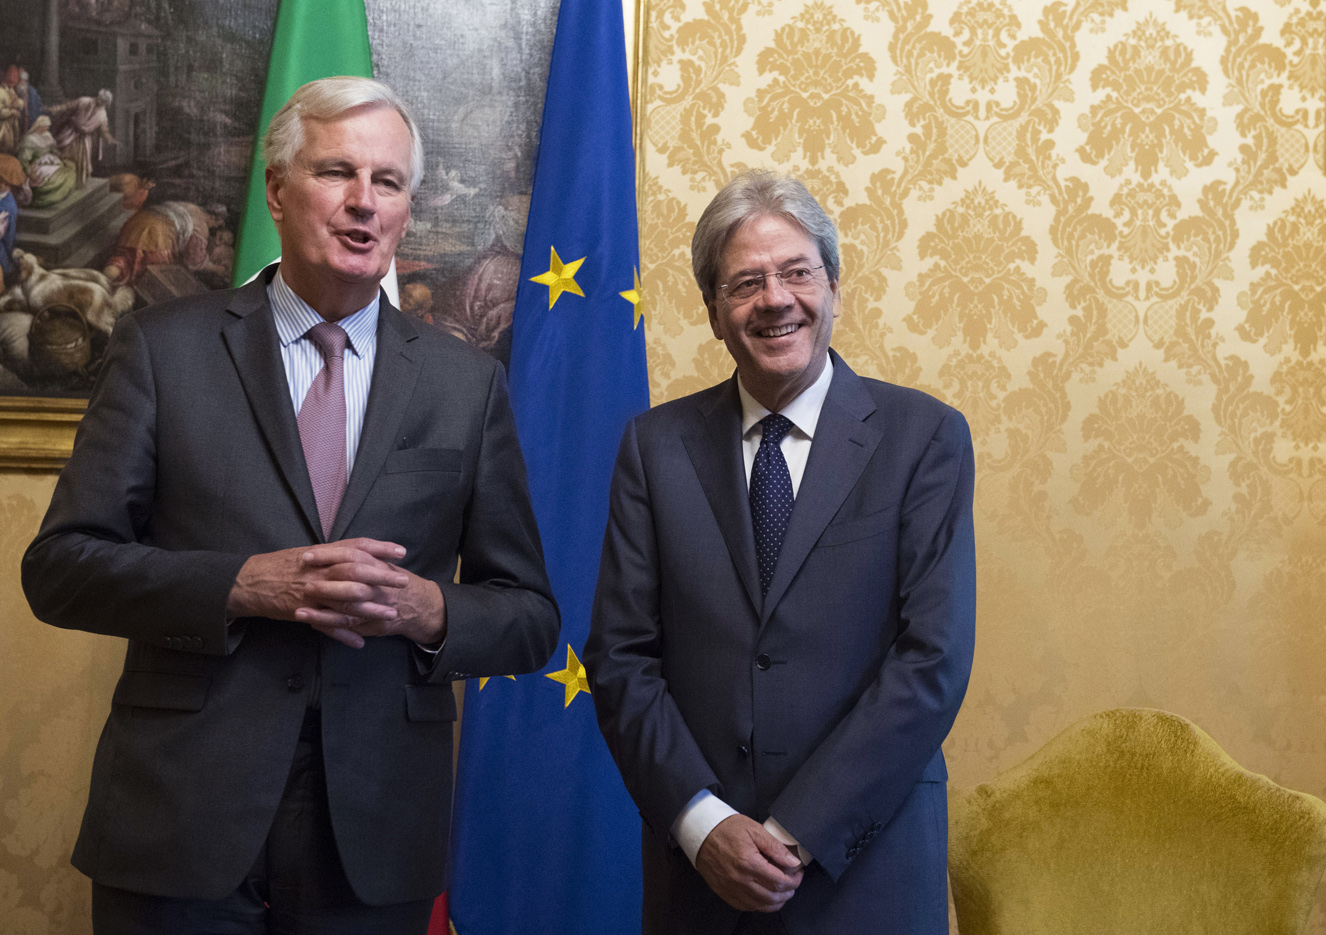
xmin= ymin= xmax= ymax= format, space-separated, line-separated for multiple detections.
xmin=760 ymin=413 xmax=794 ymax=446
xmin=306 ymin=322 xmax=348 ymax=361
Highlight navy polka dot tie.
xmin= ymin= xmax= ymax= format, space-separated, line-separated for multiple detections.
xmin=750 ymin=413 xmax=795 ymax=597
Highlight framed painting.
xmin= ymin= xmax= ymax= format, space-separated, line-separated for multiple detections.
xmin=0 ymin=0 xmax=576 ymax=467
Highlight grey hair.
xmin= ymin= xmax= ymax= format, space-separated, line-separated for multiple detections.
xmin=691 ymin=169 xmax=840 ymax=302
xmin=262 ymin=76 xmax=425 ymax=195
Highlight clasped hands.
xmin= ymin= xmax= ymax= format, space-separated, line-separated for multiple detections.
xmin=226 ymin=538 xmax=445 ymax=649
xmin=696 ymin=815 xmax=804 ymax=913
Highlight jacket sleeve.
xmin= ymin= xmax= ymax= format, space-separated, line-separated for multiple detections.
xmin=22 ymin=313 xmax=248 ymax=656
xmin=432 ymin=362 xmax=560 ymax=681
xmin=583 ymin=418 xmax=722 ymax=840
xmin=768 ymin=407 xmax=976 ymax=881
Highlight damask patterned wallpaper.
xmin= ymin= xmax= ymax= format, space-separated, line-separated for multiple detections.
xmin=636 ymin=0 xmax=1324 ymax=925
xmin=1 ymin=475 xmax=122 ymax=933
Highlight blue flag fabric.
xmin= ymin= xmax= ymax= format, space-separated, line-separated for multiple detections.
xmin=448 ymin=0 xmax=649 ymax=931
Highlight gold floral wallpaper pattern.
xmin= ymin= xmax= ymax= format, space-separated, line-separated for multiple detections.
xmin=637 ymin=0 xmax=1324 ymax=927
xmin=1 ymin=475 xmax=122 ymax=934
xmin=1 ymin=0 xmax=1323 ymax=929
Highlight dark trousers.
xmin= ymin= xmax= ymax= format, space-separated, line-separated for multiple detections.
xmin=92 ymin=714 xmax=434 ymax=935
xmin=733 ymin=912 xmax=791 ymax=934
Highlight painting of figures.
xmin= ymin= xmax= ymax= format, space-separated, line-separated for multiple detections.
xmin=0 ymin=0 xmax=557 ymax=396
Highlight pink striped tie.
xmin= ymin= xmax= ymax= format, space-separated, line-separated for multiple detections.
xmin=298 ymin=322 xmax=349 ymax=539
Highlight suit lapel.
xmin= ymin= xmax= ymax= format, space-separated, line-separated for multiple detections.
xmin=681 ymin=378 xmax=761 ymax=614
xmin=221 ymin=272 xmax=323 ymax=539
xmin=760 ymin=354 xmax=881 ymax=624
xmin=329 ymin=298 xmax=422 ymax=540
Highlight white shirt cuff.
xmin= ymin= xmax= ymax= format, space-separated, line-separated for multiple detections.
xmin=763 ymin=815 xmax=812 ymax=866
xmin=671 ymin=789 xmax=738 ymax=867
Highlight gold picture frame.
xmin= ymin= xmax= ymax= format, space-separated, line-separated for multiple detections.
xmin=0 ymin=396 xmax=86 ymax=469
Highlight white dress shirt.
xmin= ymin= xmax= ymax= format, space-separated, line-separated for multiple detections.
xmin=670 ymin=354 xmax=834 ymax=868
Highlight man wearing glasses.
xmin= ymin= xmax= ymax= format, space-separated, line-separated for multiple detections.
xmin=586 ymin=170 xmax=976 ymax=934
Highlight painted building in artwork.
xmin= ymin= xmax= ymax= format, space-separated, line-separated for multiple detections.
xmin=59 ymin=19 xmax=159 ymax=167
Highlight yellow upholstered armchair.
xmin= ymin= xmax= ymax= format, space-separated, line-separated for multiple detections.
xmin=949 ymin=708 xmax=1326 ymax=935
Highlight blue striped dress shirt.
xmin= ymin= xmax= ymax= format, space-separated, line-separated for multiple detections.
xmin=268 ymin=268 xmax=379 ymax=477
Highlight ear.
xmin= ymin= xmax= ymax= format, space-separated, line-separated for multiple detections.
xmin=706 ymin=297 xmax=724 ymax=341
xmin=264 ymin=167 xmax=284 ymax=224
xmin=829 ymin=277 xmax=841 ymax=319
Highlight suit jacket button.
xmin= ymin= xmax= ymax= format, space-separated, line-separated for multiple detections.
xmin=287 ymin=676 xmax=305 ymax=692
xmin=738 ymin=745 xmax=750 ymax=758
xmin=755 ymin=654 xmax=771 ymax=670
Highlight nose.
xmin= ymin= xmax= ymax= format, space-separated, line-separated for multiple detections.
xmin=758 ymin=271 xmax=794 ymax=305
xmin=345 ymin=170 xmax=377 ymax=216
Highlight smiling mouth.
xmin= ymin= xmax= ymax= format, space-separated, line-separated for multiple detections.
xmin=757 ymin=324 xmax=801 ymax=337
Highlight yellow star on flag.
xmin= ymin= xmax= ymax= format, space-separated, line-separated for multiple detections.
xmin=529 ymin=246 xmax=586 ymax=309
xmin=545 ymin=644 xmax=591 ymax=707
xmin=619 ymin=267 xmax=646 ymax=330
xmin=478 ymin=675 xmax=517 ymax=690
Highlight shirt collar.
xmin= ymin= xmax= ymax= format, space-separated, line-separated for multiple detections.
xmin=737 ymin=353 xmax=835 ymax=439
xmin=268 ymin=266 xmax=380 ymax=357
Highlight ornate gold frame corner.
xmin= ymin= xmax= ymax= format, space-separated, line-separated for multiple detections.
xmin=0 ymin=396 xmax=86 ymax=470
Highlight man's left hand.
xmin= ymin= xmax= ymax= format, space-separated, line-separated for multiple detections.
xmin=294 ymin=543 xmax=446 ymax=649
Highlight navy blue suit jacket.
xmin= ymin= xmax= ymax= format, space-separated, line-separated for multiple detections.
xmin=585 ymin=351 xmax=975 ymax=934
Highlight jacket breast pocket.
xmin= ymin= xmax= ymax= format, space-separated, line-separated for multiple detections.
xmin=817 ymin=504 xmax=897 ymax=548
xmin=384 ymin=447 xmax=464 ymax=474
xmin=112 ymin=670 xmax=210 ymax=712
xmin=405 ymin=684 xmax=458 ymax=722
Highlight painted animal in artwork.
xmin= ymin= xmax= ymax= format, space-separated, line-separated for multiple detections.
xmin=0 ymin=249 xmax=133 ymax=334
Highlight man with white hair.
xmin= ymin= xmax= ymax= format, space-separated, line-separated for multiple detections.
xmin=24 ymin=76 xmax=558 ymax=933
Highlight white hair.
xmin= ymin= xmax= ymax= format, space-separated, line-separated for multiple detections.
xmin=262 ymin=76 xmax=425 ymax=195
xmin=691 ymin=169 xmax=840 ymax=302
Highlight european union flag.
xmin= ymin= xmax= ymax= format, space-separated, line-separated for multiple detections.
xmin=447 ymin=0 xmax=648 ymax=931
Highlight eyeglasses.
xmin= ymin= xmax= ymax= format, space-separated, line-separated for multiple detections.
xmin=718 ymin=265 xmax=825 ymax=302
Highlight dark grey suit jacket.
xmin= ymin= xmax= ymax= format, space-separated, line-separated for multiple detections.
xmin=22 ymin=270 xmax=559 ymax=905
xmin=585 ymin=351 xmax=975 ymax=934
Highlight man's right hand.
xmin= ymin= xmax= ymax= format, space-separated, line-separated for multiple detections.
xmin=226 ymin=538 xmax=409 ymax=648
xmin=695 ymin=814 xmax=803 ymax=913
